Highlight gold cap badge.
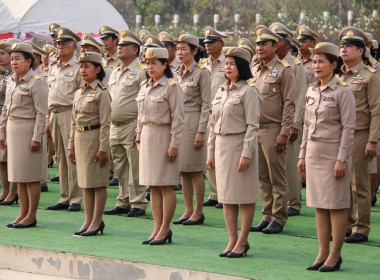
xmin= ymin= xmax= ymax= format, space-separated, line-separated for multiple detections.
xmin=315 ymin=43 xmax=323 ymax=48
xmin=347 ymin=30 xmax=353 ymax=38
xmin=146 ymin=49 xmax=153 ymax=57
xmin=58 ymin=29 xmax=63 ymax=36
xmin=83 ymin=33 xmax=88 ymax=40
xmin=178 ymin=34 xmax=185 ymax=41
xmin=206 ymin=29 xmax=210 ymax=36
xmin=256 ymin=29 xmax=262 ymax=36
xmin=121 ymin=31 xmax=126 ymax=38
xmin=299 ymin=28 xmax=304 ymax=34
xmin=147 ymin=38 xmax=153 ymax=45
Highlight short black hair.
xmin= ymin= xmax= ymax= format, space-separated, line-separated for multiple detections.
xmin=19 ymin=51 xmax=34 ymax=69
xmin=226 ymin=56 xmax=253 ymax=81
xmin=86 ymin=61 xmax=105 ymax=81
xmin=323 ymin=53 xmax=343 ymax=75
xmin=188 ymin=43 xmax=202 ymax=63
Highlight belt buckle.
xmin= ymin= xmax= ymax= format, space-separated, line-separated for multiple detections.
xmin=76 ymin=126 xmax=85 ymax=132
xmin=146 ymin=122 xmax=152 ymax=126
xmin=220 ymin=132 xmax=226 ymax=136
xmin=8 ymin=116 xmax=14 ymax=121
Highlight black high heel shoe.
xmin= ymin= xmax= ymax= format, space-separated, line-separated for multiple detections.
xmin=227 ymin=244 xmax=250 ymax=258
xmin=149 ymin=230 xmax=172 ymax=245
xmin=48 ymin=159 xmax=54 ymax=168
xmin=142 ymin=237 xmax=154 ymax=244
xmin=73 ymin=228 xmax=88 ymax=236
xmin=219 ymin=250 xmax=231 ymax=257
xmin=306 ymin=262 xmax=325 ymax=270
xmin=319 ymin=256 xmax=342 ymax=272
xmin=173 ymin=217 xmax=189 ymax=224
xmin=0 ymin=195 xmax=19 ymax=205
xmin=5 ymin=223 xmax=15 ymax=228
xmin=182 ymin=214 xmax=205 ymax=225
xmin=81 ymin=221 xmax=105 ymax=236
xmin=13 ymin=220 xmax=37 ymax=228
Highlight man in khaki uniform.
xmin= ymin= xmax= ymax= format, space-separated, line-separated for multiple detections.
xmin=201 ymin=26 xmax=228 ymax=208
xmin=46 ymin=27 xmax=82 ymax=211
xmin=99 ymin=25 xmax=120 ymax=70
xmin=270 ymin=22 xmax=308 ymax=216
xmin=158 ymin=31 xmax=179 ymax=73
xmin=296 ymin=25 xmax=319 ymax=86
xmin=104 ymin=30 xmax=148 ymax=217
xmin=250 ymin=26 xmax=295 ymax=234
xmin=338 ymin=27 xmax=380 ymax=243
xmin=48 ymin=23 xmax=60 ymax=67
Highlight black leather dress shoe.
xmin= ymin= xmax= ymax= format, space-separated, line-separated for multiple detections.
xmin=319 ymin=256 xmax=342 ymax=272
xmin=250 ymin=220 xmax=270 ymax=232
xmin=182 ymin=214 xmax=205 ymax=225
xmin=46 ymin=203 xmax=69 ymax=210
xmin=306 ymin=262 xmax=325 ymax=270
xmin=68 ymin=203 xmax=81 ymax=212
xmin=109 ymin=177 xmax=119 ymax=186
xmin=127 ymin=208 xmax=145 ymax=217
xmin=50 ymin=175 xmax=59 ymax=182
xmin=371 ymin=195 xmax=377 ymax=206
xmin=174 ymin=184 xmax=182 ymax=191
xmin=13 ymin=220 xmax=37 ymax=228
xmin=104 ymin=206 xmax=130 ymax=215
xmin=215 ymin=203 xmax=223 ymax=208
xmin=145 ymin=192 xmax=150 ymax=201
xmin=262 ymin=221 xmax=284 ymax=234
xmin=203 ymin=199 xmax=218 ymax=206
xmin=288 ymin=207 xmax=300 ymax=216
xmin=344 ymin=232 xmax=368 ymax=243
xmin=41 ymin=182 xmax=48 ymax=192
xmin=173 ymin=217 xmax=189 ymax=224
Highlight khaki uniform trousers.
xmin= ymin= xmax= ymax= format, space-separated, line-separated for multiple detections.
xmin=206 ymin=116 xmax=218 ymax=201
xmin=51 ymin=110 xmax=82 ymax=204
xmin=258 ymin=126 xmax=288 ymax=226
xmin=286 ymin=127 xmax=303 ymax=211
xmin=349 ymin=130 xmax=371 ymax=236
xmin=110 ymin=121 xmax=148 ymax=209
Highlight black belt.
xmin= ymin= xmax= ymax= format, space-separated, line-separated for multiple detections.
xmin=75 ymin=124 xmax=101 ymax=132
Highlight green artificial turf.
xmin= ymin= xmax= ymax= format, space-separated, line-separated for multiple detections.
xmin=0 ymin=166 xmax=379 ymax=280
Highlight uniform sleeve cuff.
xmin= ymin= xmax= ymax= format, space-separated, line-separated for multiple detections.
xmin=299 ymin=149 xmax=306 ymax=159
xmin=280 ymin=127 xmax=290 ymax=136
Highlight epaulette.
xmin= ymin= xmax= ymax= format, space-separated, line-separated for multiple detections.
xmin=281 ymin=59 xmax=290 ymax=67
xmin=201 ymin=58 xmax=208 ymax=64
xmin=98 ymin=82 xmax=106 ymax=90
xmin=49 ymin=52 xmax=55 ymax=57
xmin=366 ymin=65 xmax=376 ymax=73
xmin=41 ymin=70 xmax=48 ymax=77
xmin=337 ymin=79 xmax=348 ymax=86
xmin=309 ymin=82 xmax=316 ymax=87
xmin=138 ymin=62 xmax=146 ymax=70
xmin=140 ymin=79 xmax=148 ymax=86
xmin=102 ymin=62 xmax=107 ymax=68
xmin=167 ymin=78 xmax=176 ymax=86
xmin=198 ymin=60 xmax=206 ymax=69
xmin=32 ymin=74 xmax=41 ymax=80
xmin=292 ymin=57 xmax=301 ymax=65
xmin=247 ymin=79 xmax=254 ymax=87
xmin=370 ymin=58 xmax=378 ymax=65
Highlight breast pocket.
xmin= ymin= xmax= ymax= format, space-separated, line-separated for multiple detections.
xmin=227 ymin=97 xmax=241 ymax=113
xmin=81 ymin=97 xmax=97 ymax=113
xmin=261 ymin=77 xmax=280 ymax=95
xmin=150 ymin=94 xmax=166 ymax=113
xmin=350 ymin=83 xmax=366 ymax=104
xmin=47 ymin=75 xmax=56 ymax=88
xmin=321 ymin=100 xmax=338 ymax=119
xmin=135 ymin=95 xmax=146 ymax=113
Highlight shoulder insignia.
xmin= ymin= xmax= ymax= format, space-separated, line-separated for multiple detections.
xmin=42 ymin=71 xmax=48 ymax=77
xmin=98 ymin=82 xmax=106 ymax=90
xmin=370 ymin=58 xmax=377 ymax=65
xmin=32 ymin=74 xmax=41 ymax=80
xmin=140 ymin=79 xmax=148 ymax=86
xmin=247 ymin=79 xmax=254 ymax=87
xmin=201 ymin=58 xmax=208 ymax=64
xmin=198 ymin=60 xmax=206 ymax=69
xmin=167 ymin=78 xmax=176 ymax=86
xmin=138 ymin=62 xmax=146 ymax=70
xmin=102 ymin=62 xmax=107 ymax=68
xmin=366 ymin=65 xmax=376 ymax=73
xmin=292 ymin=57 xmax=301 ymax=65
xmin=281 ymin=59 xmax=290 ymax=67
xmin=337 ymin=79 xmax=348 ymax=86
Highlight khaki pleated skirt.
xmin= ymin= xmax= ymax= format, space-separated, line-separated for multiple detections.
xmin=179 ymin=112 xmax=206 ymax=172
xmin=139 ymin=125 xmax=179 ymax=186
xmin=305 ymin=140 xmax=351 ymax=209
xmin=215 ymin=133 xmax=259 ymax=204
xmin=74 ymin=128 xmax=109 ymax=188
xmin=7 ymin=118 xmax=48 ymax=182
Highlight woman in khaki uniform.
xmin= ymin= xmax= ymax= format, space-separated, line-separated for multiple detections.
xmin=0 ymin=43 xmax=48 ymax=228
xmin=174 ymin=34 xmax=211 ymax=225
xmin=136 ymin=48 xmax=184 ymax=245
xmin=68 ymin=52 xmax=111 ymax=236
xmin=0 ymin=41 xmax=18 ymax=204
xmin=207 ymin=47 xmax=260 ymax=258
xmin=297 ymin=43 xmax=356 ymax=272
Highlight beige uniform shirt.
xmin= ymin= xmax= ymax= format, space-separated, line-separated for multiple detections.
xmin=175 ymin=60 xmax=211 ymax=133
xmin=208 ymin=80 xmax=261 ymax=159
xmin=170 ymin=57 xmax=180 ymax=74
xmin=68 ymin=80 xmax=111 ymax=152
xmin=284 ymin=53 xmax=308 ymax=129
xmin=0 ymin=69 xmax=48 ymax=142
xmin=0 ymin=66 xmax=12 ymax=106
xmin=339 ymin=61 xmax=380 ymax=142
xmin=34 ymin=65 xmax=48 ymax=84
xmin=299 ymin=55 xmax=317 ymax=86
xmin=299 ymin=76 xmax=356 ymax=161
xmin=108 ymin=58 xmax=146 ymax=123
xmin=202 ymin=53 xmax=228 ymax=101
xmin=251 ymin=55 xmax=295 ymax=136
xmin=136 ymin=76 xmax=184 ymax=148
xmin=103 ymin=51 xmax=120 ymax=70
xmin=47 ymin=56 xmax=81 ymax=110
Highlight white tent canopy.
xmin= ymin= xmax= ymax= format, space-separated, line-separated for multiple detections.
xmin=0 ymin=0 xmax=128 ymax=34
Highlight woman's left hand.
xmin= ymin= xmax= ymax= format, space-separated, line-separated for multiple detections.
xmin=238 ymin=157 xmax=250 ymax=172
xmin=334 ymin=160 xmax=346 ymax=179
xmin=31 ymin=140 xmax=40 ymax=152
xmin=95 ymin=151 xmax=108 ymax=168
xmin=168 ymin=147 xmax=178 ymax=163
xmin=193 ymin=132 xmax=205 ymax=150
